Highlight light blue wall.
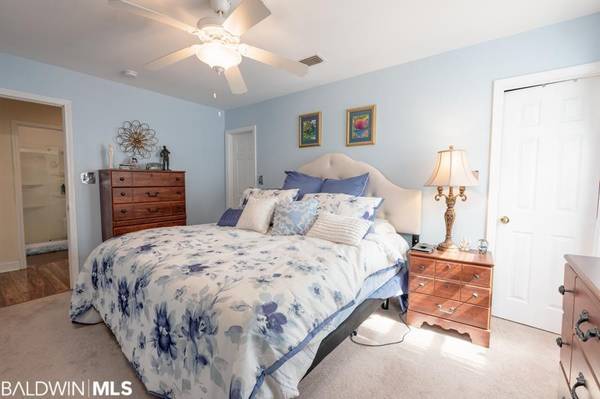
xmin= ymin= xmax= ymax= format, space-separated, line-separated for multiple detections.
xmin=226 ymin=13 xmax=600 ymax=244
xmin=0 ymin=53 xmax=225 ymax=266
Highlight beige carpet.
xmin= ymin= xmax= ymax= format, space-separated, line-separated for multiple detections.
xmin=0 ymin=292 xmax=561 ymax=398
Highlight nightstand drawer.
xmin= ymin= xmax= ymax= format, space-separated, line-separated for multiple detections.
xmin=435 ymin=261 xmax=462 ymax=281
xmin=410 ymin=257 xmax=435 ymax=277
xmin=434 ymin=279 xmax=461 ymax=301
xmin=409 ymin=275 xmax=434 ymax=295
xmin=461 ymin=265 xmax=492 ymax=287
xmin=460 ymin=285 xmax=491 ymax=307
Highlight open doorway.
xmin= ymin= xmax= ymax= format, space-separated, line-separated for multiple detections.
xmin=0 ymin=95 xmax=75 ymax=307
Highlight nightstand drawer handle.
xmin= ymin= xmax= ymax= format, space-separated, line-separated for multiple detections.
xmin=471 ymin=292 xmax=479 ymax=298
xmin=146 ymin=191 xmax=160 ymax=197
xmin=555 ymin=337 xmax=569 ymax=348
xmin=119 ymin=176 xmax=125 ymax=181
xmin=120 ymin=192 xmax=127 ymax=197
xmin=558 ymin=285 xmax=573 ymax=295
xmin=120 ymin=209 xmax=127 ymax=214
xmin=472 ymin=273 xmax=481 ymax=280
xmin=418 ymin=282 xmax=426 ymax=287
xmin=418 ymin=265 xmax=426 ymax=271
xmin=436 ymin=304 xmax=455 ymax=314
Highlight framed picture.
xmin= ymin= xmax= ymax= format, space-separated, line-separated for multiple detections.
xmin=298 ymin=111 xmax=322 ymax=148
xmin=346 ymin=105 xmax=376 ymax=146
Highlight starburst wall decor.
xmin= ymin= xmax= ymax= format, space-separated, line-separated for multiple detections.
xmin=116 ymin=120 xmax=158 ymax=159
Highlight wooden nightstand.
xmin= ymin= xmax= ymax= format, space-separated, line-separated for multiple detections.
xmin=407 ymin=249 xmax=494 ymax=347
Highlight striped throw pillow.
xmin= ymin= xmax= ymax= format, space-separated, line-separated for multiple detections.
xmin=306 ymin=212 xmax=372 ymax=246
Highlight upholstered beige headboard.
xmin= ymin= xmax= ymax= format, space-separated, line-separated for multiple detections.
xmin=298 ymin=153 xmax=422 ymax=235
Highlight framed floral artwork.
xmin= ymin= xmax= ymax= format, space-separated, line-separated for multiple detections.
xmin=298 ymin=111 xmax=321 ymax=148
xmin=346 ymin=105 xmax=376 ymax=146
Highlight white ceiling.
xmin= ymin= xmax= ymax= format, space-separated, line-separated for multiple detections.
xmin=1 ymin=0 xmax=599 ymax=110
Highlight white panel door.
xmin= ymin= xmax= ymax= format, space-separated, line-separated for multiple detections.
xmin=493 ymin=77 xmax=600 ymax=333
xmin=226 ymin=129 xmax=256 ymax=208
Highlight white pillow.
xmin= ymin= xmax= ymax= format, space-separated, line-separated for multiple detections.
xmin=306 ymin=212 xmax=372 ymax=246
xmin=236 ymin=197 xmax=277 ymax=234
xmin=239 ymin=188 xmax=299 ymax=207
xmin=371 ymin=219 xmax=397 ymax=235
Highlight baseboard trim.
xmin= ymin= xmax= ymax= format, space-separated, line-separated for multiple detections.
xmin=0 ymin=260 xmax=23 ymax=273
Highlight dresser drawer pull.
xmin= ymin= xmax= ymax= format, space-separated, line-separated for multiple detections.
xmin=575 ymin=310 xmax=600 ymax=342
xmin=120 ymin=209 xmax=128 ymax=214
xmin=418 ymin=265 xmax=426 ymax=271
xmin=471 ymin=292 xmax=479 ymax=298
xmin=436 ymin=304 xmax=455 ymax=315
xmin=558 ymin=285 xmax=574 ymax=295
xmin=175 ymin=177 xmax=181 ymax=181
xmin=146 ymin=191 xmax=160 ymax=197
xmin=472 ymin=273 xmax=480 ymax=280
xmin=147 ymin=208 xmax=160 ymax=213
xmin=120 ymin=192 xmax=127 ymax=197
xmin=555 ymin=337 xmax=569 ymax=348
xmin=569 ymin=372 xmax=586 ymax=399
xmin=119 ymin=176 xmax=125 ymax=182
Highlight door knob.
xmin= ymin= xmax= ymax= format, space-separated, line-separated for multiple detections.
xmin=499 ymin=216 xmax=510 ymax=224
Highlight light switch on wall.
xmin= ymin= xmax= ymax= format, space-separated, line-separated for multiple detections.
xmin=81 ymin=172 xmax=96 ymax=184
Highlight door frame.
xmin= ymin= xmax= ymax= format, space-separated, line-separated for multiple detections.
xmin=225 ymin=125 xmax=257 ymax=208
xmin=10 ymin=120 xmax=64 ymax=271
xmin=485 ymin=61 xmax=600 ymax=251
xmin=0 ymin=87 xmax=79 ymax=288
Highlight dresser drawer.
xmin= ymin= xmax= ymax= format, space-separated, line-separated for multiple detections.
xmin=434 ymin=279 xmax=461 ymax=301
xmin=112 ymin=171 xmax=133 ymax=187
xmin=133 ymin=187 xmax=185 ymax=202
xmin=113 ymin=219 xmax=185 ymax=236
xmin=409 ymin=275 xmax=434 ymax=295
xmin=113 ymin=204 xmax=135 ymax=220
xmin=409 ymin=257 xmax=435 ymax=277
xmin=460 ymin=284 xmax=491 ymax=308
xmin=132 ymin=172 xmax=185 ymax=187
xmin=573 ymin=278 xmax=600 ymax=376
xmin=435 ymin=261 xmax=462 ymax=281
xmin=133 ymin=203 xmax=173 ymax=218
xmin=570 ymin=339 xmax=600 ymax=399
xmin=461 ymin=264 xmax=492 ymax=287
xmin=112 ymin=188 xmax=133 ymax=203
xmin=451 ymin=302 xmax=490 ymax=329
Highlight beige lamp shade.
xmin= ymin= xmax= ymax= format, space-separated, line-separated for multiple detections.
xmin=425 ymin=145 xmax=478 ymax=187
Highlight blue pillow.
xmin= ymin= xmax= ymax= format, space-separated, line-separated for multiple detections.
xmin=282 ymin=171 xmax=323 ymax=199
xmin=320 ymin=173 xmax=369 ymax=196
xmin=217 ymin=208 xmax=243 ymax=227
xmin=271 ymin=199 xmax=319 ymax=235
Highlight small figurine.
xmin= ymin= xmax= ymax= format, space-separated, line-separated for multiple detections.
xmin=160 ymin=145 xmax=171 ymax=170
xmin=478 ymin=239 xmax=489 ymax=255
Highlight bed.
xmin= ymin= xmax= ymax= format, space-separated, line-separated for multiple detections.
xmin=70 ymin=153 xmax=422 ymax=399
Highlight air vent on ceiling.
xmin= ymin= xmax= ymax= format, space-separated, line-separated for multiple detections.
xmin=299 ymin=55 xmax=324 ymax=67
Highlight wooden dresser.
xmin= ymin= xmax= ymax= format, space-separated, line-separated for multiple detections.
xmin=558 ymin=255 xmax=600 ymax=399
xmin=407 ymin=249 xmax=494 ymax=347
xmin=99 ymin=169 xmax=186 ymax=240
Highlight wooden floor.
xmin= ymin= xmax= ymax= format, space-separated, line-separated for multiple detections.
xmin=0 ymin=251 xmax=70 ymax=308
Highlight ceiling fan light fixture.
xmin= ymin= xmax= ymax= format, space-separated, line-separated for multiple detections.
xmin=195 ymin=42 xmax=242 ymax=71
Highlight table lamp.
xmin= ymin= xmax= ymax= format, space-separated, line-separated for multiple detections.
xmin=425 ymin=145 xmax=478 ymax=251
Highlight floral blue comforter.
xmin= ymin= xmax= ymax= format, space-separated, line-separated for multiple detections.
xmin=70 ymin=224 xmax=404 ymax=399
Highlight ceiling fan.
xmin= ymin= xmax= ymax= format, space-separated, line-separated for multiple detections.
xmin=109 ymin=0 xmax=309 ymax=95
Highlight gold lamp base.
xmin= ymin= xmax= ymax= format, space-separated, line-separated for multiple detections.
xmin=434 ymin=186 xmax=467 ymax=252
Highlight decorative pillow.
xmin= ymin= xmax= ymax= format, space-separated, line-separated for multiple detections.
xmin=271 ymin=199 xmax=319 ymax=236
xmin=302 ymin=193 xmax=383 ymax=221
xmin=217 ymin=208 xmax=243 ymax=227
xmin=239 ymin=188 xmax=299 ymax=207
xmin=282 ymin=171 xmax=324 ymax=199
xmin=306 ymin=212 xmax=372 ymax=246
xmin=236 ymin=197 xmax=278 ymax=234
xmin=320 ymin=173 xmax=369 ymax=196
xmin=371 ymin=219 xmax=397 ymax=235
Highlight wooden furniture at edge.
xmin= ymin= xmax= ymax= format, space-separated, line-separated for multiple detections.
xmin=99 ymin=169 xmax=186 ymax=240
xmin=407 ymin=249 xmax=494 ymax=347
xmin=558 ymin=255 xmax=600 ymax=399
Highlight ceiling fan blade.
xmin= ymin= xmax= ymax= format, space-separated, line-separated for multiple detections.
xmin=224 ymin=66 xmax=248 ymax=94
xmin=223 ymin=0 xmax=271 ymax=36
xmin=145 ymin=46 xmax=197 ymax=70
xmin=240 ymin=45 xmax=308 ymax=77
xmin=108 ymin=0 xmax=197 ymax=34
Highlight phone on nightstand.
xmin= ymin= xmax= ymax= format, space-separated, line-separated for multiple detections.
xmin=412 ymin=243 xmax=435 ymax=253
